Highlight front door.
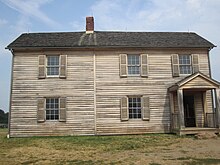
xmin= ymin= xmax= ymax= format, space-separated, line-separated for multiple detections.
xmin=183 ymin=95 xmax=196 ymax=127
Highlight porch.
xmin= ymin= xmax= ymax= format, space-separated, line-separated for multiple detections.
xmin=169 ymin=72 xmax=220 ymax=135
xmin=171 ymin=112 xmax=219 ymax=135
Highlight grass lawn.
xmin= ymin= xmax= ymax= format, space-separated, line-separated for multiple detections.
xmin=0 ymin=129 xmax=220 ymax=165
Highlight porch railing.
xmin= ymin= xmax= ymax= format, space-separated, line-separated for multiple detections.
xmin=172 ymin=112 xmax=217 ymax=130
xmin=205 ymin=113 xmax=216 ymax=128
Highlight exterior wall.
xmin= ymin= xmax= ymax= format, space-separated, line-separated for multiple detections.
xmin=194 ymin=92 xmax=204 ymax=127
xmin=10 ymin=51 xmax=95 ymax=137
xmin=95 ymin=49 xmax=212 ymax=134
xmin=9 ymin=48 xmax=212 ymax=137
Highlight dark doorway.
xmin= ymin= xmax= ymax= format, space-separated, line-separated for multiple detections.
xmin=183 ymin=95 xmax=196 ymax=127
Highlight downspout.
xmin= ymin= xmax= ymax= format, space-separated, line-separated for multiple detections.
xmin=7 ymin=49 xmax=14 ymax=138
xmin=93 ymin=51 xmax=97 ymax=135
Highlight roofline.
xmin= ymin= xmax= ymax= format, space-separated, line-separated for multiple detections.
xmin=177 ymin=72 xmax=220 ymax=87
xmin=5 ymin=46 xmax=215 ymax=50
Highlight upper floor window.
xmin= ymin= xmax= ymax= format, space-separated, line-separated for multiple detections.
xmin=127 ymin=55 xmax=140 ymax=75
xmin=172 ymin=54 xmax=199 ymax=77
xmin=179 ymin=55 xmax=192 ymax=74
xmin=119 ymin=54 xmax=148 ymax=78
xmin=47 ymin=56 xmax=60 ymax=76
xmin=38 ymin=55 xmax=67 ymax=79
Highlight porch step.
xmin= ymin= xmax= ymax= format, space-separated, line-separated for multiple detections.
xmin=178 ymin=127 xmax=219 ymax=136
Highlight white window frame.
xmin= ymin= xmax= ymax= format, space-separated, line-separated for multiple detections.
xmin=128 ymin=96 xmax=142 ymax=119
xmin=46 ymin=55 xmax=60 ymax=77
xmin=45 ymin=98 xmax=59 ymax=121
xmin=127 ymin=54 xmax=141 ymax=76
xmin=179 ymin=54 xmax=192 ymax=75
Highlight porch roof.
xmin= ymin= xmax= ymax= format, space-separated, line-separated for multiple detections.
xmin=169 ymin=72 xmax=220 ymax=92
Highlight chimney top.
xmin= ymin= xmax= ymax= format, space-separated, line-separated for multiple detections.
xmin=86 ymin=16 xmax=94 ymax=34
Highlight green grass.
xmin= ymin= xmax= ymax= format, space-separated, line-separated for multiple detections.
xmin=0 ymin=129 xmax=219 ymax=165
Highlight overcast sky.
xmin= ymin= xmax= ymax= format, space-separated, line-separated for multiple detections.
xmin=0 ymin=0 xmax=220 ymax=112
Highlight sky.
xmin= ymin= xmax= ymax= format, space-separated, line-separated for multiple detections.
xmin=0 ymin=0 xmax=220 ymax=112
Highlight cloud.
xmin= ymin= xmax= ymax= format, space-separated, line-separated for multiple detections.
xmin=1 ymin=0 xmax=59 ymax=27
xmin=0 ymin=19 xmax=7 ymax=27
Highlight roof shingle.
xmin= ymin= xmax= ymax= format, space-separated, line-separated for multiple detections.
xmin=6 ymin=31 xmax=215 ymax=49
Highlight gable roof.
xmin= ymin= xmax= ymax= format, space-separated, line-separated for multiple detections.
xmin=169 ymin=72 xmax=220 ymax=91
xmin=6 ymin=31 xmax=215 ymax=49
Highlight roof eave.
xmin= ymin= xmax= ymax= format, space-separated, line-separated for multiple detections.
xmin=6 ymin=46 xmax=215 ymax=50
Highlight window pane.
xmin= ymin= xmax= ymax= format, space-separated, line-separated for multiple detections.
xmin=46 ymin=98 xmax=59 ymax=121
xmin=127 ymin=55 xmax=140 ymax=75
xmin=128 ymin=97 xmax=142 ymax=119
xmin=179 ymin=55 xmax=192 ymax=74
xmin=180 ymin=66 xmax=192 ymax=74
xmin=47 ymin=56 xmax=59 ymax=76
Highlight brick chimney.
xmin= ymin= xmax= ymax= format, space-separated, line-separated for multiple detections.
xmin=86 ymin=16 xmax=94 ymax=34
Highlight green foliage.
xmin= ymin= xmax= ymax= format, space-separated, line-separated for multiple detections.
xmin=0 ymin=109 xmax=8 ymax=124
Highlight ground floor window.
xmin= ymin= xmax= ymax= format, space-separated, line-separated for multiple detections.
xmin=46 ymin=98 xmax=59 ymax=120
xmin=128 ymin=97 xmax=142 ymax=119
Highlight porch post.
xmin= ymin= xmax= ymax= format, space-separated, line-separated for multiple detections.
xmin=169 ymin=92 xmax=175 ymax=131
xmin=215 ymin=88 xmax=220 ymax=128
xmin=203 ymin=91 xmax=207 ymax=126
xmin=177 ymin=89 xmax=185 ymax=129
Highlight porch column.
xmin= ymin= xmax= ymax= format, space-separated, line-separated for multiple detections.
xmin=169 ymin=92 xmax=175 ymax=131
xmin=215 ymin=88 xmax=220 ymax=128
xmin=177 ymin=89 xmax=185 ymax=129
xmin=203 ymin=91 xmax=207 ymax=126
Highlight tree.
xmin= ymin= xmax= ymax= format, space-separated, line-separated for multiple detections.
xmin=0 ymin=109 xmax=8 ymax=124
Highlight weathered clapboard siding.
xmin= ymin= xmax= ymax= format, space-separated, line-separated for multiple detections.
xmin=9 ymin=48 xmax=214 ymax=137
xmin=10 ymin=52 xmax=95 ymax=137
xmin=194 ymin=92 xmax=204 ymax=127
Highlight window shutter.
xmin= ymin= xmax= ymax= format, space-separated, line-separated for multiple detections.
xmin=38 ymin=55 xmax=46 ymax=79
xmin=142 ymin=96 xmax=150 ymax=121
xmin=120 ymin=97 xmax=128 ymax=121
xmin=192 ymin=54 xmax=199 ymax=73
xmin=119 ymin=54 xmax=127 ymax=77
xmin=59 ymin=55 xmax=67 ymax=79
xmin=141 ymin=54 xmax=148 ymax=77
xmin=171 ymin=54 xmax=179 ymax=77
xmin=37 ymin=98 xmax=45 ymax=122
xmin=59 ymin=97 xmax=66 ymax=122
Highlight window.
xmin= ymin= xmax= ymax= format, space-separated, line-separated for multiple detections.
xmin=38 ymin=55 xmax=67 ymax=79
xmin=127 ymin=55 xmax=140 ymax=75
xmin=47 ymin=56 xmax=60 ymax=76
xmin=179 ymin=55 xmax=192 ymax=74
xmin=37 ymin=97 xmax=66 ymax=122
xmin=46 ymin=98 xmax=59 ymax=120
xmin=128 ymin=97 xmax=142 ymax=119
xmin=120 ymin=96 xmax=150 ymax=121
xmin=120 ymin=54 xmax=148 ymax=78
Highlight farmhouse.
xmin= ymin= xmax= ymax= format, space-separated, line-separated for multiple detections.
xmin=6 ymin=17 xmax=220 ymax=137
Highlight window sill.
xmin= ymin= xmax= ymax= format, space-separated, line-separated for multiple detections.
xmin=46 ymin=76 xmax=60 ymax=78
xmin=127 ymin=75 xmax=141 ymax=77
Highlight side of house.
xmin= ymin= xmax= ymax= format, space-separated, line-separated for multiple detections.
xmin=8 ymin=47 xmax=214 ymax=137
